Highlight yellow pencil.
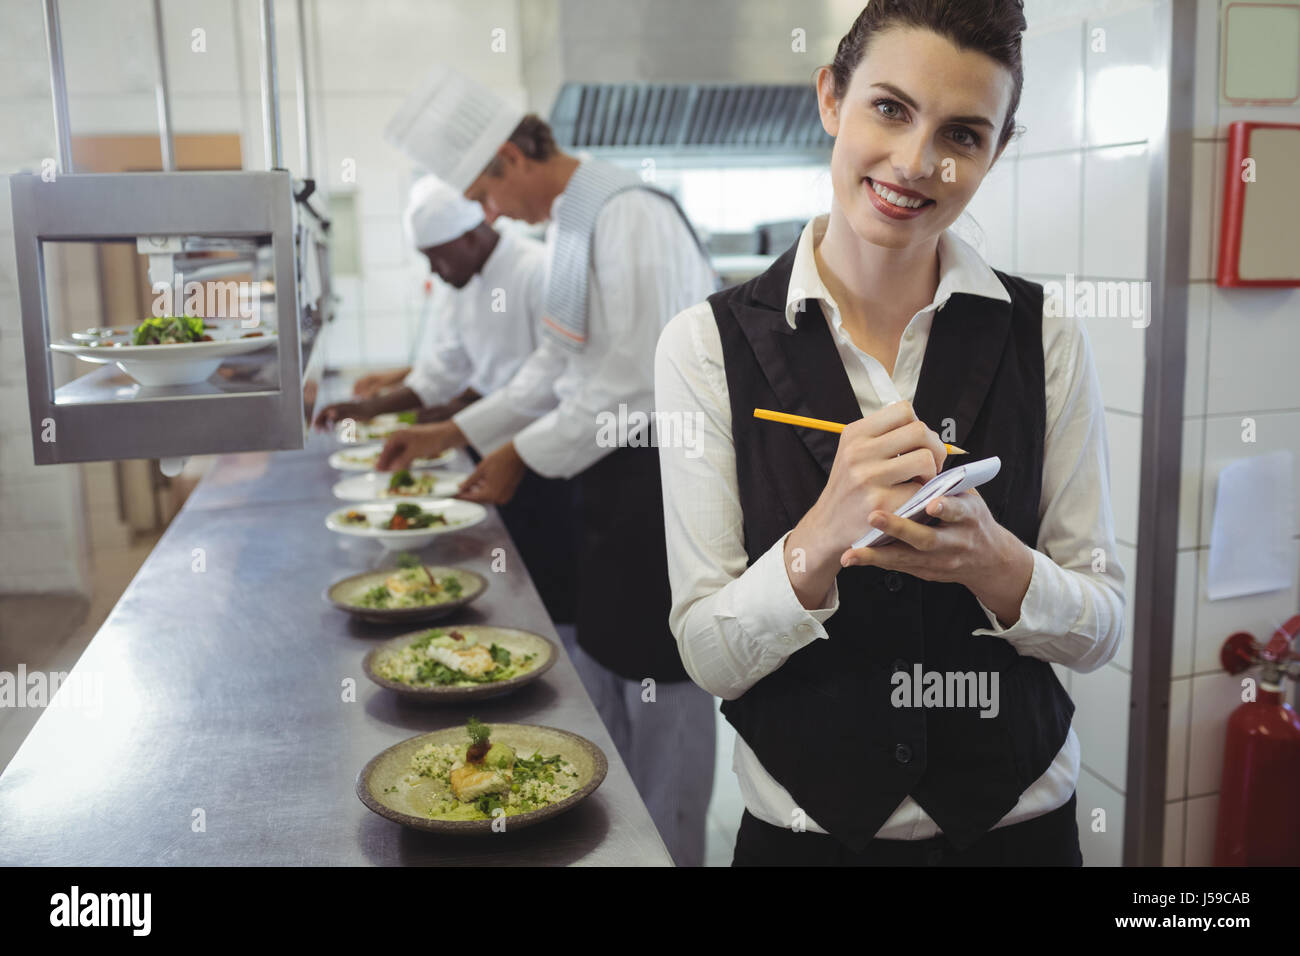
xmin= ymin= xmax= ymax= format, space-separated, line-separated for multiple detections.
xmin=753 ymin=407 xmax=968 ymax=456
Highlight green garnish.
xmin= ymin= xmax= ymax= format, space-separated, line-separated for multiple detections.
xmin=394 ymin=551 xmax=421 ymax=569
xmin=133 ymin=315 xmax=205 ymax=345
xmin=466 ymin=717 xmax=491 ymax=747
xmin=396 ymin=411 xmax=417 ymax=425
xmin=388 ymin=469 xmax=415 ymax=490
xmin=489 ymin=643 xmax=511 ymax=667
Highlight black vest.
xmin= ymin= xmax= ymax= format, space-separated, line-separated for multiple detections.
xmin=708 ymin=239 xmax=1074 ymax=853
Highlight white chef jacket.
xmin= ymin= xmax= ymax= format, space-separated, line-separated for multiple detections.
xmin=402 ymin=230 xmax=546 ymax=408
xmin=452 ymin=176 xmax=717 ymax=479
xmin=654 ymin=213 xmax=1126 ymax=839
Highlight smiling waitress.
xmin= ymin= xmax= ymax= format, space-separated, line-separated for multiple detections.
xmin=655 ymin=0 xmax=1125 ymax=866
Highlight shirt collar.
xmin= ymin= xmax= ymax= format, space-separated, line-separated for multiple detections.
xmin=783 ymin=213 xmax=1011 ymax=329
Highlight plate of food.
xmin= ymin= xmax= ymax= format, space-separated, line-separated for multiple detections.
xmin=331 ymin=468 xmax=470 ymax=502
xmin=326 ymin=560 xmax=487 ymax=623
xmin=356 ymin=718 xmax=607 ymax=834
xmin=326 ymin=443 xmax=455 ymax=472
xmin=334 ymin=412 xmax=415 ymax=444
xmin=362 ymin=625 xmax=556 ymax=700
xmin=50 ymin=316 xmax=276 ymax=386
xmin=325 ymin=498 xmax=486 ymax=551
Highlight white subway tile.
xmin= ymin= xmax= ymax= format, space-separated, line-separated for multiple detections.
xmin=1076 ymin=768 xmax=1124 ymax=866
xmin=959 ymin=158 xmax=1016 ymax=272
xmin=1020 ymin=23 xmax=1085 ymax=155
xmin=1189 ymin=143 xmax=1218 ymax=282
xmin=1084 ymin=5 xmax=1159 ymax=147
xmin=1105 ymin=410 xmax=1142 ymax=546
xmin=1016 ymin=153 xmax=1082 ymax=276
xmin=1163 ymin=797 xmax=1185 ymax=866
xmin=1167 ymin=677 xmax=1191 ymax=800
xmin=1178 ymin=417 xmax=1204 ymax=550
xmin=1184 ymin=284 xmax=1210 ymax=417
xmin=1187 ymin=670 xmax=1246 ymax=794
xmin=1082 ymin=308 xmax=1145 ymax=415
xmin=1173 ymin=548 xmax=1198 ymax=678
xmin=1205 ymin=286 xmax=1300 ymax=415
xmin=1192 ymin=0 xmax=1221 ymax=139
xmin=1183 ymin=793 xmax=1219 ymax=865
xmin=1082 ymin=144 xmax=1148 ymax=279
xmin=1073 ymin=662 xmax=1132 ymax=790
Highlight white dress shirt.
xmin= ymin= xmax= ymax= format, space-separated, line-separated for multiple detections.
xmin=453 ymin=177 xmax=717 ymax=479
xmin=654 ymin=214 xmax=1125 ymax=839
xmin=402 ymin=230 xmax=546 ymax=408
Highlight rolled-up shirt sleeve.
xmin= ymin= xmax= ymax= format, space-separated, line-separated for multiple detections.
xmin=655 ymin=302 xmax=839 ymax=700
xmin=971 ymin=310 xmax=1125 ymax=674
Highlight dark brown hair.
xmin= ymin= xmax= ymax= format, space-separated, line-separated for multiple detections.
xmin=828 ymin=0 xmax=1027 ymax=150
xmin=484 ymin=114 xmax=558 ymax=175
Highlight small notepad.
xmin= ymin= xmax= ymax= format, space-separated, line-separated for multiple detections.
xmin=852 ymin=456 xmax=1002 ymax=549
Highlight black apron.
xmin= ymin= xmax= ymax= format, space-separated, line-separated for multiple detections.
xmin=466 ymin=447 xmax=578 ymax=625
xmin=572 ymin=444 xmax=689 ymax=683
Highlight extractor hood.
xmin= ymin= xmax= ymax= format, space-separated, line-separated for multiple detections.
xmin=520 ymin=0 xmax=857 ymax=158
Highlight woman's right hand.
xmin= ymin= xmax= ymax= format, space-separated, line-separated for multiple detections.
xmin=784 ymin=401 xmax=947 ymax=608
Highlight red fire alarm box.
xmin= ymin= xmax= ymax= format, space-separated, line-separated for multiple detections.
xmin=1217 ymin=121 xmax=1300 ymax=287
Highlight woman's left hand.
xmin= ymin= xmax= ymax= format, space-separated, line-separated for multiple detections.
xmin=839 ymin=488 xmax=1034 ymax=628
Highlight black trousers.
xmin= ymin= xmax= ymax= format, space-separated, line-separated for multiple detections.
xmin=468 ymin=447 xmax=578 ymax=625
xmin=732 ymin=792 xmax=1083 ymax=866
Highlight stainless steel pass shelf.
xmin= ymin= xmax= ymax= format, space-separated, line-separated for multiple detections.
xmin=54 ymin=354 xmax=281 ymax=405
xmin=10 ymin=171 xmax=311 ymax=465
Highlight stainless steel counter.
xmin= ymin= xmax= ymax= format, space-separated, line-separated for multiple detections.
xmin=0 ymin=430 xmax=673 ymax=866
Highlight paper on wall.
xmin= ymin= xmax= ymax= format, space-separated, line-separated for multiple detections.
xmin=1206 ymin=450 xmax=1297 ymax=601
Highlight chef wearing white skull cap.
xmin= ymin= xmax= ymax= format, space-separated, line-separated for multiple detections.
xmin=376 ymin=67 xmax=719 ymax=867
xmin=316 ymin=173 xmax=578 ymax=624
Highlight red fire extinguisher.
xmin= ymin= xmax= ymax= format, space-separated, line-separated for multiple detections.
xmin=1213 ymin=614 xmax=1300 ymax=866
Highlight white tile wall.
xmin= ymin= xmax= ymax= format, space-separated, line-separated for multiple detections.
xmin=1162 ymin=796 xmax=1185 ymax=865
xmin=1084 ymin=4 xmax=1160 ymax=147
xmin=1081 ymin=144 xmax=1148 ymax=279
xmin=1073 ymin=661 xmax=1132 ymax=789
xmin=1016 ymin=153 xmax=1083 ymax=275
xmin=1105 ymin=410 xmax=1142 ymax=546
xmin=1076 ymin=768 xmax=1125 ymax=865
xmin=1188 ymin=670 xmax=1243 ymax=796
xmin=1167 ymin=676 xmax=1191 ymax=800
xmin=1184 ymin=793 xmax=1219 ymax=865
xmin=956 ymin=156 xmax=1017 ymax=272
xmin=1019 ymin=24 xmax=1085 ymax=155
xmin=1205 ymin=288 xmax=1300 ymax=415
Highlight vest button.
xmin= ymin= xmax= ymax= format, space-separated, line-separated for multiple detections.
xmin=894 ymin=743 xmax=912 ymax=765
xmin=884 ymin=571 xmax=903 ymax=592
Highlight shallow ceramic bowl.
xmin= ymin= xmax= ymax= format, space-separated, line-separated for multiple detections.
xmin=331 ymin=469 xmax=470 ymax=502
xmin=361 ymin=625 xmax=557 ymax=701
xmin=326 ymin=443 xmax=455 ymax=472
xmin=356 ymin=723 xmax=607 ymax=835
xmin=324 ymin=565 xmax=487 ymax=624
xmin=324 ymin=498 xmax=486 ymax=551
